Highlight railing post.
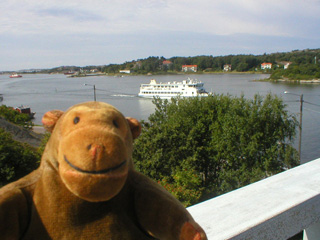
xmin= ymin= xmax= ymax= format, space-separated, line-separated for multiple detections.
xmin=303 ymin=221 xmax=320 ymax=240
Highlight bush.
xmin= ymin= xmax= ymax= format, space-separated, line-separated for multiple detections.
xmin=0 ymin=128 xmax=40 ymax=187
xmin=133 ymin=94 xmax=299 ymax=206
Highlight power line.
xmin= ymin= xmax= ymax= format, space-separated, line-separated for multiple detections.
xmin=304 ymin=107 xmax=320 ymax=115
xmin=304 ymin=101 xmax=320 ymax=108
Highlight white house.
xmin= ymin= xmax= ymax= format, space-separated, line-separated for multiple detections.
xmin=223 ymin=64 xmax=232 ymax=71
xmin=261 ymin=62 xmax=272 ymax=70
xmin=119 ymin=70 xmax=131 ymax=74
xmin=283 ymin=62 xmax=292 ymax=69
xmin=182 ymin=65 xmax=198 ymax=72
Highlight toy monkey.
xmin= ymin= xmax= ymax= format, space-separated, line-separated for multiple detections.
xmin=0 ymin=101 xmax=207 ymax=240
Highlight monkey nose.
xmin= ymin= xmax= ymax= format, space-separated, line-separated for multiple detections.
xmin=87 ymin=144 xmax=104 ymax=159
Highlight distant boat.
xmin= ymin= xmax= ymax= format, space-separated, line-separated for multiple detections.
xmin=0 ymin=94 xmax=3 ymax=102
xmin=9 ymin=73 xmax=22 ymax=78
xmin=138 ymin=78 xmax=209 ymax=98
xmin=15 ymin=105 xmax=35 ymax=119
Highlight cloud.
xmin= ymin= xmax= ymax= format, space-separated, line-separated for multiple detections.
xmin=1 ymin=0 xmax=320 ymax=37
xmin=35 ymin=7 xmax=103 ymax=22
xmin=163 ymin=0 xmax=320 ymax=37
xmin=0 ymin=0 xmax=319 ymax=70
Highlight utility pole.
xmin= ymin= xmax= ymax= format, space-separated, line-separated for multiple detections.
xmin=84 ymin=84 xmax=96 ymax=101
xmin=298 ymin=94 xmax=303 ymax=162
xmin=284 ymin=91 xmax=303 ymax=162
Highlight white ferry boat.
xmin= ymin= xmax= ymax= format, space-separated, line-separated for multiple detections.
xmin=138 ymin=78 xmax=209 ymax=98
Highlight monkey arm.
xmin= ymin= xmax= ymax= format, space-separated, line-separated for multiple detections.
xmin=130 ymin=171 xmax=207 ymax=240
xmin=0 ymin=187 xmax=30 ymax=239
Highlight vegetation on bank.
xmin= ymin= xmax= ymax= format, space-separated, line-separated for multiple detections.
xmin=0 ymin=106 xmax=41 ymax=187
xmin=0 ymin=128 xmax=40 ymax=187
xmin=9 ymin=48 xmax=319 ymax=82
xmin=0 ymin=105 xmax=45 ymax=187
xmin=133 ymin=95 xmax=299 ymax=206
xmin=270 ymin=63 xmax=320 ymax=81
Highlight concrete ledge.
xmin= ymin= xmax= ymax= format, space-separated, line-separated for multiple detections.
xmin=188 ymin=158 xmax=320 ymax=239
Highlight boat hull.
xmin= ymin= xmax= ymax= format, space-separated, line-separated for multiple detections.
xmin=138 ymin=93 xmax=209 ymax=99
xmin=9 ymin=74 xmax=22 ymax=78
xmin=138 ymin=78 xmax=209 ymax=99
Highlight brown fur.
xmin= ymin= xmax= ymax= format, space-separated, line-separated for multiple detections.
xmin=0 ymin=101 xmax=207 ymax=240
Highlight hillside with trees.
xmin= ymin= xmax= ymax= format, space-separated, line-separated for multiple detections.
xmin=270 ymin=62 xmax=320 ymax=80
xmin=0 ymin=128 xmax=40 ymax=187
xmin=11 ymin=48 xmax=319 ymax=81
xmin=0 ymin=106 xmax=42 ymax=187
xmin=100 ymin=49 xmax=320 ymax=75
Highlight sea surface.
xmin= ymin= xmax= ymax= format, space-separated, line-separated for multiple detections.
xmin=1 ymin=73 xmax=320 ymax=163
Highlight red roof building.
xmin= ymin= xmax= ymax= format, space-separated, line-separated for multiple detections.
xmin=182 ymin=65 xmax=198 ymax=72
xmin=261 ymin=63 xmax=272 ymax=70
xmin=163 ymin=60 xmax=172 ymax=65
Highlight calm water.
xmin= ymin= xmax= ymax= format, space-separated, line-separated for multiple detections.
xmin=1 ymin=73 xmax=320 ymax=163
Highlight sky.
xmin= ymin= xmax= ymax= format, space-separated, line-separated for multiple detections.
xmin=1 ymin=0 xmax=320 ymax=71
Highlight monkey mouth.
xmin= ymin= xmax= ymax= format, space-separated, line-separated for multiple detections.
xmin=64 ymin=155 xmax=127 ymax=175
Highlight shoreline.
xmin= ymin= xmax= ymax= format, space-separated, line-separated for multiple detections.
xmin=254 ymin=78 xmax=320 ymax=84
xmin=32 ymin=125 xmax=46 ymax=134
xmin=1 ymin=71 xmax=268 ymax=77
xmin=274 ymin=79 xmax=320 ymax=83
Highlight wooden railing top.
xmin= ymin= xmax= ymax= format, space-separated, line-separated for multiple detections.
xmin=188 ymin=158 xmax=320 ymax=239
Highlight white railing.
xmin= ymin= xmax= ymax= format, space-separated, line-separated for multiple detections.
xmin=188 ymin=158 xmax=320 ymax=240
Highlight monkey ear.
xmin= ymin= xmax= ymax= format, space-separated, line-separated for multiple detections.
xmin=42 ymin=110 xmax=64 ymax=132
xmin=126 ymin=117 xmax=141 ymax=139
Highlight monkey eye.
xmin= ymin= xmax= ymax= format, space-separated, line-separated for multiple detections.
xmin=113 ymin=120 xmax=119 ymax=128
xmin=74 ymin=116 xmax=80 ymax=124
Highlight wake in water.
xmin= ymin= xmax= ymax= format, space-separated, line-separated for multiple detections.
xmin=111 ymin=94 xmax=136 ymax=98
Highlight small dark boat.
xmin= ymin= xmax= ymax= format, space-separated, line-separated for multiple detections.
xmin=15 ymin=106 xmax=35 ymax=119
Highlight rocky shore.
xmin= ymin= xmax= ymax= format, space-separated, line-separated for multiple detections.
xmin=0 ymin=117 xmax=45 ymax=147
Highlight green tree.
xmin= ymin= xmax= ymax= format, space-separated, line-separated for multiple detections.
xmin=236 ymin=61 xmax=249 ymax=71
xmin=0 ymin=128 xmax=40 ymax=187
xmin=133 ymin=94 xmax=299 ymax=206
